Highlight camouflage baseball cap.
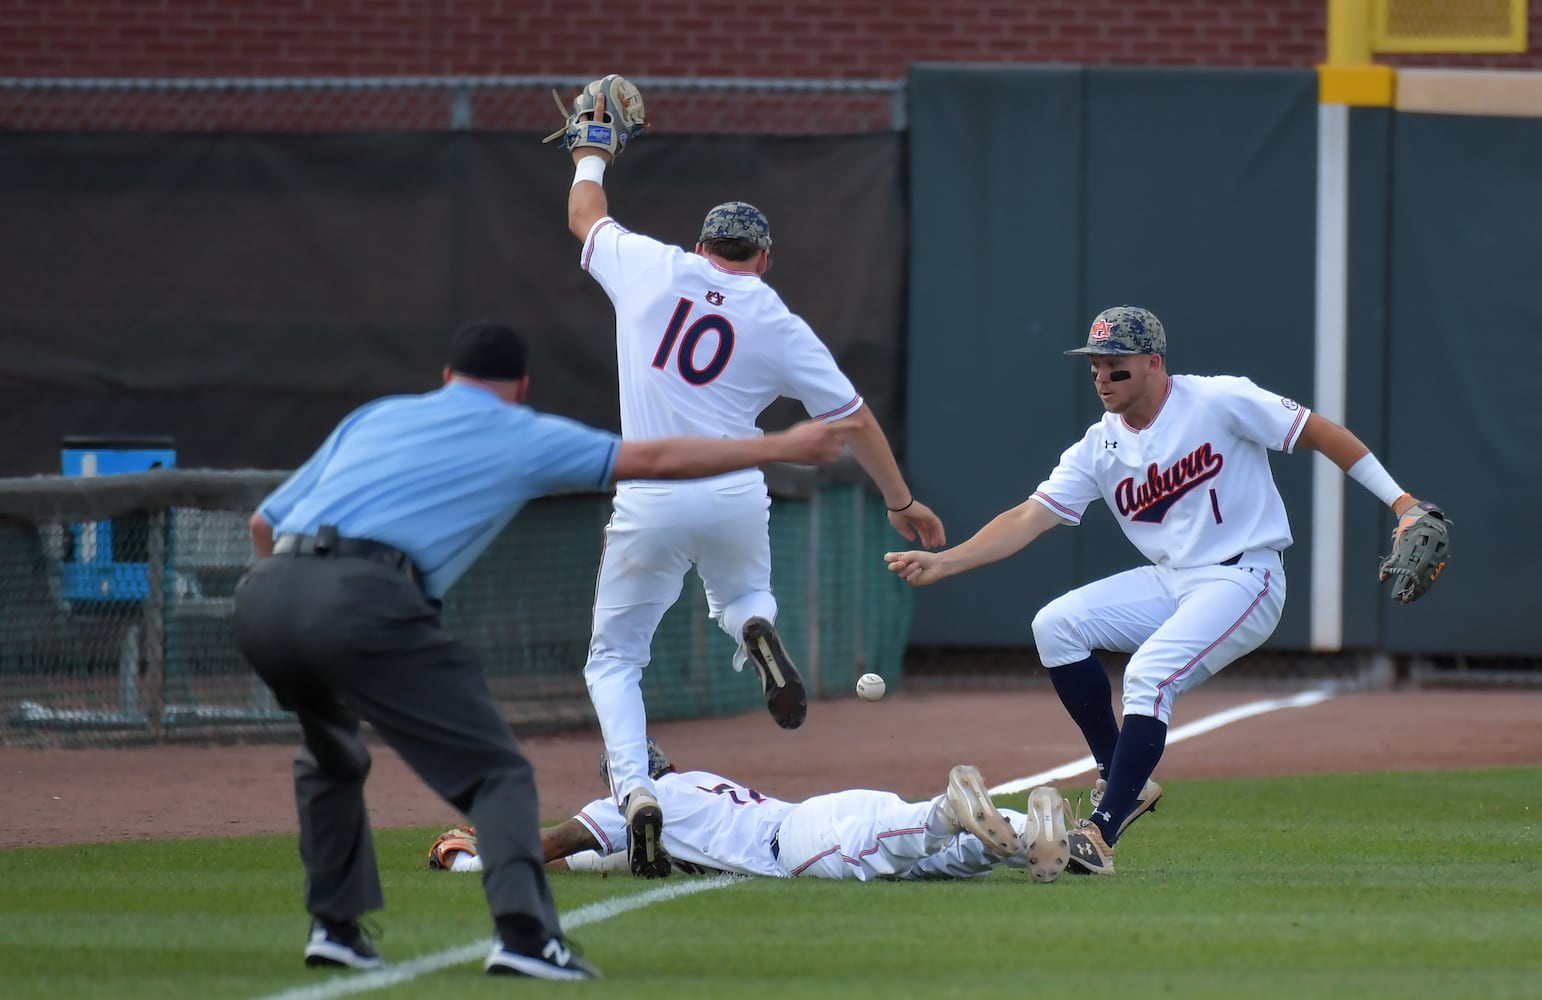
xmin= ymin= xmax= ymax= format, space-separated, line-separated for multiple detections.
xmin=1064 ymin=306 xmax=1167 ymax=356
xmin=599 ymin=738 xmax=674 ymax=788
xmin=699 ymin=201 xmax=772 ymax=250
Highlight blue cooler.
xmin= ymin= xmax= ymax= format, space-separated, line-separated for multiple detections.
xmin=61 ymin=435 xmax=177 ymax=603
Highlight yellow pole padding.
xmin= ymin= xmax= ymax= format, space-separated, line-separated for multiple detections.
xmin=1318 ymin=65 xmax=1396 ymax=106
xmin=1326 ymin=0 xmax=1372 ymax=66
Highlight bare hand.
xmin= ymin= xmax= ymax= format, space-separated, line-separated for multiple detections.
xmin=887 ymin=500 xmax=945 ymax=549
xmin=777 ymin=420 xmax=842 ymax=465
xmin=884 ymin=549 xmax=947 ymax=586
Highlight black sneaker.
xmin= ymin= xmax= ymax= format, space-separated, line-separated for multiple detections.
xmin=741 ymin=617 xmax=807 ymax=730
xmin=485 ymin=936 xmax=602 ymax=979
xmin=304 ymin=917 xmax=384 ymax=970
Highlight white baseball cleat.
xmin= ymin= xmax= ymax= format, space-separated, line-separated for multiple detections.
xmin=938 ymin=764 xmax=1019 ymax=858
xmin=1020 ymin=786 xmax=1071 ymax=883
xmin=1090 ymin=777 xmax=1163 ymax=839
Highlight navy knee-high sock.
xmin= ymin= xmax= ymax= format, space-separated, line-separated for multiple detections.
xmin=1047 ymin=655 xmax=1120 ymax=778
xmin=1093 ymin=713 xmax=1167 ymax=844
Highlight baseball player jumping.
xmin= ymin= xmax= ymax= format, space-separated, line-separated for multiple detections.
xmin=549 ymin=78 xmax=944 ymax=879
xmin=885 ymin=306 xmax=1448 ymax=875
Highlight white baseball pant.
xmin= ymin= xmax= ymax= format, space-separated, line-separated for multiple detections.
xmin=1032 ymin=549 xmax=1287 ymax=723
xmin=586 ymin=479 xmax=777 ymax=802
xmin=773 ymin=789 xmax=946 ymax=881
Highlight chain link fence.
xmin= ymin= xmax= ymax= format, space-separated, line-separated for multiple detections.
xmin=0 ymin=75 xmax=906 ymax=133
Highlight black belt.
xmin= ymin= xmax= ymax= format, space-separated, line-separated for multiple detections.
xmin=1221 ymin=553 xmax=1242 ymax=566
xmin=272 ymin=531 xmax=421 ymax=584
xmin=770 ymin=831 xmax=781 ymax=860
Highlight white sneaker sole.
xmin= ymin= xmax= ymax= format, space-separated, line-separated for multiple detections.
xmin=945 ymin=765 xmax=1019 ymax=857
xmin=1022 ymin=786 xmax=1071 ymax=883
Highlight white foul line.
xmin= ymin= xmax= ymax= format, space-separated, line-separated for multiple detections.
xmin=254 ymin=687 xmax=1335 ymax=998
xmin=988 ymin=687 xmax=1337 ymax=796
xmin=253 ymin=874 xmax=742 ymax=1000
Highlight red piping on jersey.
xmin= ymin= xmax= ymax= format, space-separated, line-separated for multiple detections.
xmin=583 ymin=218 xmax=627 ymax=272
xmin=1031 ymin=490 xmax=1082 ymax=523
xmin=575 ymin=810 xmax=616 ymax=855
xmin=788 ymin=845 xmax=841 ymax=875
xmin=1282 ymin=405 xmax=1308 ymax=453
xmin=1120 ymin=376 xmax=1174 ymax=434
xmin=706 ymin=258 xmax=759 ymax=277
xmin=813 ymin=395 xmax=862 ymax=421
xmin=846 ymin=827 xmax=929 ymax=867
xmin=1153 ymin=568 xmax=1272 ymax=717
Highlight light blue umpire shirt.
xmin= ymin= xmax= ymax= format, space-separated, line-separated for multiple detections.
xmin=258 ymin=381 xmax=620 ymax=599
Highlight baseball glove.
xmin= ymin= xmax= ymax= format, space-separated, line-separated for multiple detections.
xmin=1378 ymin=501 xmax=1451 ymax=604
xmin=427 ymin=826 xmax=478 ymax=870
xmin=542 ymin=74 xmax=647 ymax=157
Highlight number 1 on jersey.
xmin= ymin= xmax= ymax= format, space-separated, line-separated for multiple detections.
xmin=652 ymin=297 xmax=736 ymax=386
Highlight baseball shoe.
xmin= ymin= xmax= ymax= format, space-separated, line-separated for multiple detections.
xmin=1066 ymin=818 xmax=1116 ymax=876
xmin=742 ymin=617 xmax=807 ymax=730
xmin=1090 ymin=777 xmax=1164 ymax=839
xmin=304 ymin=917 xmax=384 ymax=970
xmin=624 ymin=789 xmax=671 ymax=879
xmin=938 ymin=764 xmax=1019 ymax=858
xmin=486 ymin=936 xmax=602 ymax=979
xmin=1020 ymin=786 xmax=1071 ymax=883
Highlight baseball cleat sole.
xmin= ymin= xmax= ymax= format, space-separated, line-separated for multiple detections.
xmin=1022 ymin=786 xmax=1071 ymax=883
xmin=742 ymin=617 xmax=807 ymax=730
xmin=624 ymin=792 xmax=670 ymax=879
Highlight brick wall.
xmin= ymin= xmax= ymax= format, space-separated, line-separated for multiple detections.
xmin=3 ymin=0 xmax=1540 ymax=79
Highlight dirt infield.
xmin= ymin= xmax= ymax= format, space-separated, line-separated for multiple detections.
xmin=2 ymin=687 xmax=1539 ymax=850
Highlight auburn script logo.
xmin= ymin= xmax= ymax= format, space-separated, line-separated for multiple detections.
xmin=1115 ymin=443 xmax=1224 ymax=523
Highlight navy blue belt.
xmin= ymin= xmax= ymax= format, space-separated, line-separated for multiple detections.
xmin=1221 ymin=553 xmax=1242 ymax=566
xmin=273 ymin=531 xmax=421 ymax=585
xmin=770 ymin=831 xmax=781 ymax=860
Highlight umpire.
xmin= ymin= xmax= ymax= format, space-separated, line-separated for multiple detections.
xmin=232 ymin=319 xmax=839 ymax=980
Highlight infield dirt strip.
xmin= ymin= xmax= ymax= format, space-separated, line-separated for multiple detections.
xmin=1 ymin=688 xmax=1539 ymax=850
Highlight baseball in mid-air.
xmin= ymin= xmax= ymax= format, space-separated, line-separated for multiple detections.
xmin=855 ymin=672 xmax=887 ymax=701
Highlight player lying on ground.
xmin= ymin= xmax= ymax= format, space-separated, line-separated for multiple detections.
xmin=428 ymin=739 xmax=1077 ymax=884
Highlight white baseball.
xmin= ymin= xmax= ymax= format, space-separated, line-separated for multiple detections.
xmin=855 ymin=672 xmax=887 ymax=701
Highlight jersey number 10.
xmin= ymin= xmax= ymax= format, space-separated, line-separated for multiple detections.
xmin=652 ymin=297 xmax=736 ymax=386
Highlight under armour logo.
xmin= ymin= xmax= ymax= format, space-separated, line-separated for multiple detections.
xmin=705 ymin=290 xmax=725 ymax=305
xmin=1104 ymin=440 xmax=1118 ymax=450
xmin=1076 ymin=841 xmax=1093 ymax=856
xmin=543 ymin=938 xmax=573 ymax=966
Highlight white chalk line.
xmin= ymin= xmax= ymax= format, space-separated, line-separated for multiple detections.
xmin=988 ymin=686 xmax=1337 ymax=795
xmin=252 ymin=875 xmax=742 ymax=1000
xmin=253 ymin=687 xmax=1335 ymax=998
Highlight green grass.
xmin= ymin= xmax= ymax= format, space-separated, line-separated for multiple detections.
xmin=1 ymin=767 xmax=1539 ymax=999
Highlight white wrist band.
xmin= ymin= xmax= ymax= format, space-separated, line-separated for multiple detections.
xmin=1347 ymin=453 xmax=1404 ymax=507
xmin=571 ymin=156 xmax=607 ymax=188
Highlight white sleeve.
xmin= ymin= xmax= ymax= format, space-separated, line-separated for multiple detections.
xmin=565 ymin=850 xmax=629 ymax=873
xmin=580 ymin=218 xmax=676 ymax=302
xmin=781 ymin=314 xmax=862 ymax=422
xmin=1029 ymin=431 xmax=1102 ymax=525
xmin=573 ymin=797 xmax=627 ymax=856
xmin=1216 ymin=376 xmax=1311 ymax=453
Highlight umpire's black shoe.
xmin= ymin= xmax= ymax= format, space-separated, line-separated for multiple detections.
xmin=486 ymin=936 xmax=602 ymax=979
xmin=304 ymin=917 xmax=384 ymax=970
xmin=742 ymin=616 xmax=807 ymax=730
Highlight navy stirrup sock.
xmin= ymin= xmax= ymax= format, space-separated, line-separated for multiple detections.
xmin=1047 ymin=654 xmax=1120 ymax=776
xmin=1094 ymin=713 xmax=1167 ymax=844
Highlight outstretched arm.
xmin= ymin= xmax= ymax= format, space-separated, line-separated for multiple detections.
xmin=1296 ymin=413 xmax=1419 ymax=515
xmin=830 ymin=405 xmax=945 ymax=548
xmin=611 ymin=420 xmax=842 ymax=482
xmin=567 ymin=95 xmax=613 ymax=241
xmin=542 ymin=817 xmax=603 ymax=864
xmin=885 ymin=497 xmax=1064 ymax=587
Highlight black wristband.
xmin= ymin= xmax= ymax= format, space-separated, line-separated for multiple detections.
xmin=887 ymin=497 xmax=915 ymax=513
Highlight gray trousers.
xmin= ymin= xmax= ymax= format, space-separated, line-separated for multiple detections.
xmin=231 ymin=553 xmax=559 ymax=936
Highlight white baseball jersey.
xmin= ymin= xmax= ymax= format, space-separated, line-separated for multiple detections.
xmin=581 ymin=218 xmax=863 ymax=484
xmin=574 ymin=769 xmax=795 ymax=878
xmin=1031 ymin=375 xmax=1310 ymax=568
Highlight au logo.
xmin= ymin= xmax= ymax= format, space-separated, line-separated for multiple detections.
xmin=1089 ymin=318 xmax=1112 ymax=341
xmin=705 ymin=290 xmax=725 ymax=306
